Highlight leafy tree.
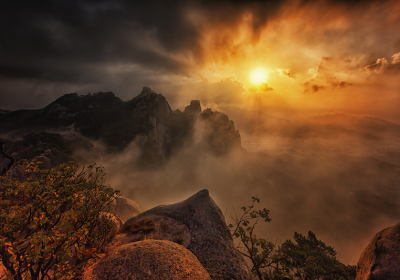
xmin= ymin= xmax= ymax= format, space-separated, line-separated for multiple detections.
xmin=0 ymin=161 xmax=120 ymax=280
xmin=274 ymin=231 xmax=356 ymax=280
xmin=228 ymin=198 xmax=356 ymax=280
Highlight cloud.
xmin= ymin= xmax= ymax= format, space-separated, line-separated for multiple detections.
xmin=1 ymin=0 xmax=400 ymax=113
xmin=360 ymin=51 xmax=400 ymax=75
xmin=393 ymin=52 xmax=400 ymax=64
xmin=331 ymin=81 xmax=352 ymax=88
xmin=248 ymin=83 xmax=273 ymax=95
xmin=361 ymin=58 xmax=388 ymax=75
xmin=301 ymin=56 xmax=356 ymax=93
xmin=258 ymin=83 xmax=274 ymax=92
xmin=303 ymin=81 xmax=325 ymax=93
xmin=277 ymin=69 xmax=292 ymax=78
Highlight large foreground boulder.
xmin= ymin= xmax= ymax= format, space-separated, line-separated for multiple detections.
xmin=83 ymin=240 xmax=211 ymax=280
xmin=356 ymin=222 xmax=400 ymax=280
xmin=123 ymin=189 xmax=254 ymax=280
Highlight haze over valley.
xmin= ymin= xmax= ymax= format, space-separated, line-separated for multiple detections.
xmin=1 ymin=0 xmax=400 ymax=271
xmin=1 ymin=88 xmax=400 ymax=266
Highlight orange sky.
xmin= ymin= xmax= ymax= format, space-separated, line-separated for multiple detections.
xmin=161 ymin=0 xmax=400 ymax=120
xmin=1 ymin=0 xmax=400 ymax=120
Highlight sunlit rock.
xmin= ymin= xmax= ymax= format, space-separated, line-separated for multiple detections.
xmin=356 ymin=221 xmax=400 ymax=280
xmin=83 ymin=240 xmax=211 ymax=280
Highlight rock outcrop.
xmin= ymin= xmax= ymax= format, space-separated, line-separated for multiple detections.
xmin=123 ymin=189 xmax=253 ymax=280
xmin=200 ymin=109 xmax=241 ymax=155
xmin=356 ymin=222 xmax=400 ymax=280
xmin=106 ymin=196 xmax=141 ymax=223
xmin=0 ymin=87 xmax=243 ymax=169
xmin=130 ymin=87 xmax=173 ymax=163
xmin=184 ymin=100 xmax=202 ymax=116
xmin=83 ymin=240 xmax=211 ymax=280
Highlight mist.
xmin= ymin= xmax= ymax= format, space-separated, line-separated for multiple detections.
xmin=65 ymin=103 xmax=400 ymax=266
xmin=1 ymin=0 xmax=400 ymax=269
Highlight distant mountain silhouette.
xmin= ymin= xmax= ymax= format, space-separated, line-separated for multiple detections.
xmin=0 ymin=87 xmax=241 ymax=167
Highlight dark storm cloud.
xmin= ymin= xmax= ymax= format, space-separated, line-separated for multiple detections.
xmin=1 ymin=0 xmax=389 ymax=81
xmin=0 ymin=0 xmax=397 ymax=110
xmin=0 ymin=0 xmax=192 ymax=79
xmin=0 ymin=0 xmax=288 ymax=83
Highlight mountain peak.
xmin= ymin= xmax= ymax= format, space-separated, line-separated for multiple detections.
xmin=184 ymin=100 xmax=201 ymax=116
xmin=138 ymin=86 xmax=157 ymax=98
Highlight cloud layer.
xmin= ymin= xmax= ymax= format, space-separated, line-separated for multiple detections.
xmin=0 ymin=0 xmax=399 ymax=119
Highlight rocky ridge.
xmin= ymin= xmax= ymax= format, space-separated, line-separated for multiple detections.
xmin=0 ymin=87 xmax=242 ymax=167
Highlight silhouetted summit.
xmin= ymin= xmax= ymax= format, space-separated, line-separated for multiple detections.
xmin=0 ymin=87 xmax=242 ymax=166
xmin=184 ymin=100 xmax=201 ymax=116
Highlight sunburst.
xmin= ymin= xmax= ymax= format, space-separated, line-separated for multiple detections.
xmin=249 ymin=67 xmax=268 ymax=86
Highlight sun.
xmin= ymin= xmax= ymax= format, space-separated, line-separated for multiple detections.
xmin=249 ymin=67 xmax=268 ymax=86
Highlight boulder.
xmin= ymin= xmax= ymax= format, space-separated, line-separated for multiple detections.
xmin=123 ymin=189 xmax=254 ymax=280
xmin=106 ymin=196 xmax=141 ymax=222
xmin=83 ymin=240 xmax=211 ymax=280
xmin=356 ymin=221 xmax=400 ymax=280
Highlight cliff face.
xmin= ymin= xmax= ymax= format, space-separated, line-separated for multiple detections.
xmin=0 ymin=87 xmax=242 ymax=166
xmin=127 ymin=87 xmax=173 ymax=163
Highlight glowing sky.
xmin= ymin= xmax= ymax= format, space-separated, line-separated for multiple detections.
xmin=1 ymin=0 xmax=400 ymax=119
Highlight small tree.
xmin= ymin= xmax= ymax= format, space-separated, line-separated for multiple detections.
xmin=228 ymin=198 xmax=356 ymax=280
xmin=228 ymin=197 xmax=276 ymax=280
xmin=274 ymin=231 xmax=356 ymax=280
xmin=0 ymin=161 xmax=119 ymax=280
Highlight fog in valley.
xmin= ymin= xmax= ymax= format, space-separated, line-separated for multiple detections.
xmin=1 ymin=0 xmax=400 ymax=269
xmin=71 ymin=105 xmax=400 ymax=266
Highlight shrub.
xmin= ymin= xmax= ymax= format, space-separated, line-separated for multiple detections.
xmin=0 ymin=162 xmax=119 ymax=280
